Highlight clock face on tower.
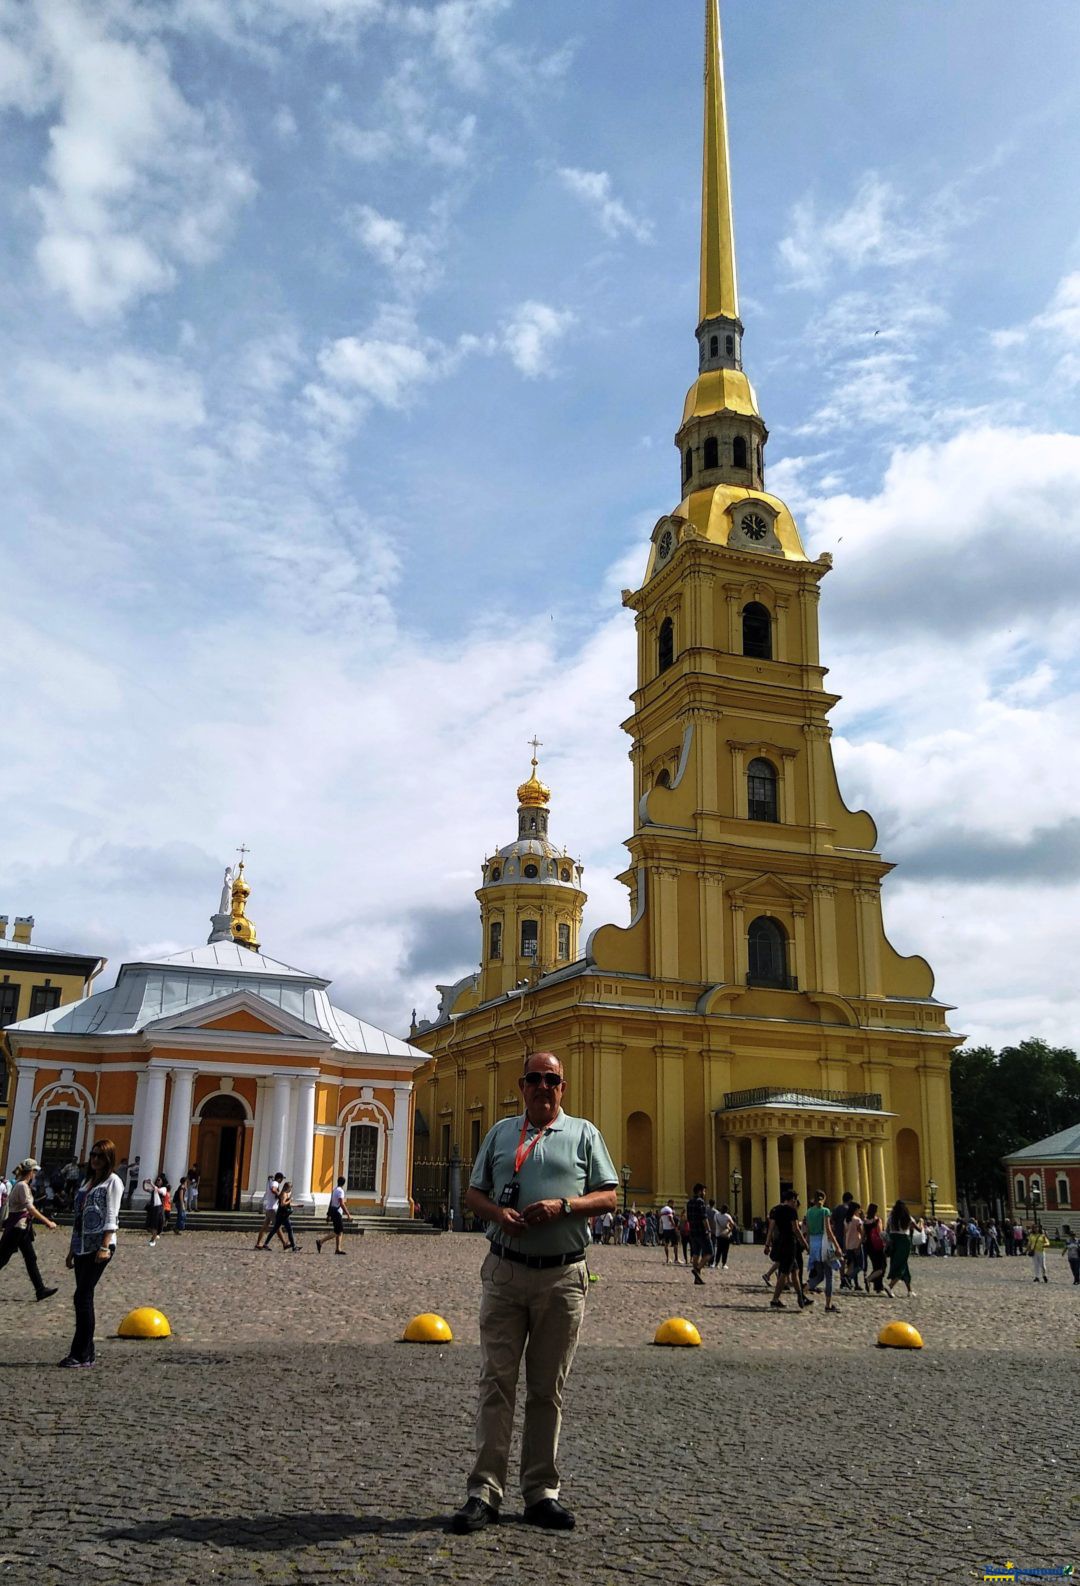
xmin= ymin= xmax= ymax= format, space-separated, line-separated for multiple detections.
xmin=657 ymin=528 xmax=673 ymax=561
xmin=741 ymin=512 xmax=768 ymax=542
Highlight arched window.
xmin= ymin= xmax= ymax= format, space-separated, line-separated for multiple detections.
xmin=683 ymin=448 xmax=693 ymax=482
xmin=520 ymin=919 xmax=538 ymax=958
xmin=1057 ymin=1174 xmax=1070 ymax=1207
xmin=725 ymin=334 xmax=735 ymax=356
xmin=655 ymin=768 xmax=671 ymax=788
xmin=346 ymin=1122 xmax=379 ymax=1193
xmin=703 ymin=436 xmax=718 ymax=470
xmin=489 ymin=921 xmax=502 ymax=960
xmin=1014 ymin=1175 xmax=1027 ymax=1205
xmin=709 ymin=334 xmax=719 ymax=357
xmin=742 ymin=601 xmax=772 ymax=659
xmin=747 ymin=757 xmax=778 ymax=822
xmin=41 ymin=1107 xmax=79 ymax=1169
xmin=747 ymin=917 xmax=790 ymax=988
xmin=657 ymin=617 xmax=675 ymax=674
xmin=557 ymin=922 xmax=571 ymax=960
xmin=732 ymin=435 xmax=747 ymax=469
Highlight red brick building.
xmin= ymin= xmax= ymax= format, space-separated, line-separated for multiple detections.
xmin=1003 ymin=1122 xmax=1080 ymax=1236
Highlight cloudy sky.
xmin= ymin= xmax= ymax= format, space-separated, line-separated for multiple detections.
xmin=3 ymin=0 xmax=1080 ymax=1050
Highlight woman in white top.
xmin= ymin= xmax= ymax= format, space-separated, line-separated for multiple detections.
xmin=61 ymin=1138 xmax=124 ymax=1368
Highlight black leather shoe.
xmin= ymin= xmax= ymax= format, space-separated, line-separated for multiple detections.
xmin=523 ymin=1498 xmax=575 ymax=1531
xmin=451 ymin=1497 xmax=499 ymax=1534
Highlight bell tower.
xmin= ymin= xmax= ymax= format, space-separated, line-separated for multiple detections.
xmin=476 ymin=745 xmax=586 ymax=1003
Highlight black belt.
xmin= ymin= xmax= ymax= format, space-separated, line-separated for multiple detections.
xmin=489 ymin=1241 xmax=586 ymax=1270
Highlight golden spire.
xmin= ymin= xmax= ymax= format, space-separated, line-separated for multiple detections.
xmin=229 ymin=846 xmax=260 ymax=952
xmin=699 ymin=0 xmax=739 ymax=324
xmin=517 ymin=736 xmax=551 ymax=809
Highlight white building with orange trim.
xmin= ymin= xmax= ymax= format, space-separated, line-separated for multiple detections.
xmin=2 ymin=867 xmax=427 ymax=1213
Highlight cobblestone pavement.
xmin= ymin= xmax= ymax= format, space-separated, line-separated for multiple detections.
xmin=2 ymin=1232 xmax=1077 ymax=1586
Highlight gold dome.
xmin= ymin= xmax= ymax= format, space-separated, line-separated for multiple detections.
xmin=229 ymin=859 xmax=260 ymax=952
xmin=517 ymin=749 xmax=550 ymax=809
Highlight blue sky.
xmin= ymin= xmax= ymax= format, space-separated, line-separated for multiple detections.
xmin=4 ymin=0 xmax=1080 ymax=1050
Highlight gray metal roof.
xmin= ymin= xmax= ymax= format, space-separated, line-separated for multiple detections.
xmin=1003 ymin=1122 xmax=1080 ymax=1162
xmin=5 ymin=942 xmax=426 ymax=1062
xmin=0 ymin=937 xmax=103 ymax=964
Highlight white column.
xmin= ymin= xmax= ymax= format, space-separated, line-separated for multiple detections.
xmin=127 ymin=1069 xmax=148 ymax=1181
xmin=384 ymin=1083 xmax=413 ymax=1214
xmin=133 ymin=1065 xmax=168 ymax=1203
xmin=265 ymin=1076 xmax=292 ymax=1182
xmin=4 ymin=1062 xmax=38 ymax=1175
xmin=247 ymin=1077 xmax=269 ymax=1202
xmin=292 ymin=1076 xmax=317 ymax=1207
xmin=163 ymin=1068 xmax=196 ymax=1188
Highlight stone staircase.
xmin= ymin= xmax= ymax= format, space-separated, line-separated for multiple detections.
xmin=56 ymin=1209 xmax=439 ymax=1237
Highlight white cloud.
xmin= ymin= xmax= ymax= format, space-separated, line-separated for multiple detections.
xmin=21 ymin=351 xmax=206 ymax=428
xmin=5 ymin=0 xmax=255 ymax=319
xmin=315 ymin=336 xmax=431 ymax=410
xmin=556 ymin=166 xmax=652 ymax=243
xmin=779 ymin=174 xmax=946 ymax=292
xmin=500 ymin=300 xmax=575 ymax=378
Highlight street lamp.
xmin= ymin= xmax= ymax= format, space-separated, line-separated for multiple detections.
xmin=926 ymin=1178 xmax=938 ymax=1222
xmin=1030 ymin=1179 xmax=1042 ymax=1230
xmin=620 ymin=1163 xmax=631 ymax=1212
xmin=731 ymin=1169 xmax=742 ymax=1235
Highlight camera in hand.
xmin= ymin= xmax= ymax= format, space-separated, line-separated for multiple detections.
xmin=498 ymin=1180 xmax=520 ymax=1210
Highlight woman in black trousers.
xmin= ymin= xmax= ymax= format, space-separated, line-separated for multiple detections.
xmin=0 ymin=1159 xmax=58 ymax=1300
xmin=61 ymin=1139 xmax=124 ymax=1368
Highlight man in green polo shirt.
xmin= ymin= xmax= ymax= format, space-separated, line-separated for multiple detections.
xmin=451 ymin=1050 xmax=618 ymax=1535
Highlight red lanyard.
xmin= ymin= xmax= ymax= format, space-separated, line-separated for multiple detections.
xmin=514 ymin=1117 xmax=550 ymax=1176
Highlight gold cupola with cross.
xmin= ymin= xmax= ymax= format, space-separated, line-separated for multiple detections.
xmin=411 ymin=1 xmax=959 ymax=1228
xmin=473 ymin=741 xmax=585 ymax=1003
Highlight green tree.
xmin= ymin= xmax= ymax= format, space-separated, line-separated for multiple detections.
xmin=950 ymin=1038 xmax=1080 ymax=1205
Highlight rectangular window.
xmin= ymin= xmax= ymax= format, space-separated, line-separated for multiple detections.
xmin=0 ymin=982 xmax=19 ymax=1027
xmin=41 ymin=1109 xmax=79 ymax=1168
xmin=346 ymin=1123 xmax=379 ymax=1193
xmin=29 ymin=984 xmax=61 ymax=1019
xmin=520 ymin=920 xmax=538 ymax=958
xmin=557 ymin=922 xmax=570 ymax=961
xmin=1057 ymin=1176 xmax=1070 ymax=1208
xmin=489 ymin=921 xmax=502 ymax=960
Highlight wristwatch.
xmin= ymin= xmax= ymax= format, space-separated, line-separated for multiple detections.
xmin=560 ymin=1198 xmax=572 ymax=1218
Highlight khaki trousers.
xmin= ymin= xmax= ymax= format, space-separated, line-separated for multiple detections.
xmin=467 ymin=1248 xmax=588 ymax=1509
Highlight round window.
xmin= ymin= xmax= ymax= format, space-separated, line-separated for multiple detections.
xmin=560 ymin=868 xmax=571 ymax=882
xmin=490 ymin=866 xmax=501 ymax=881
xmin=523 ymin=864 xmax=539 ymax=879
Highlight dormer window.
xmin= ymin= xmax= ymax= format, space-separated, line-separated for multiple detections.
xmin=523 ymin=863 xmax=539 ymax=879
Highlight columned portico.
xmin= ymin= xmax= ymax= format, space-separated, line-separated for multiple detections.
xmin=715 ymin=1087 xmax=894 ymax=1228
xmin=292 ymin=1076 xmax=317 ymax=1207
xmin=384 ymin=1083 xmax=414 ymax=1214
xmin=266 ymin=1075 xmax=293 ymax=1183
xmin=133 ymin=1065 xmax=169 ymax=1201
xmin=163 ymin=1067 xmax=197 ymax=1188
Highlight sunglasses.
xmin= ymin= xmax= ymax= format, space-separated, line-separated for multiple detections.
xmin=523 ymin=1072 xmax=563 ymax=1089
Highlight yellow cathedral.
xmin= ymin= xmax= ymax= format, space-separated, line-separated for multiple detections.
xmin=410 ymin=0 xmax=961 ymax=1227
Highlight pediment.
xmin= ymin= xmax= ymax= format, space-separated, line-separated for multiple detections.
xmin=729 ymin=872 xmax=810 ymax=906
xmin=144 ymin=990 xmax=327 ymax=1043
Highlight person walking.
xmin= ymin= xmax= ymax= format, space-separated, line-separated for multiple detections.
xmin=255 ymin=1172 xmax=284 ymax=1250
xmin=884 ymin=1200 xmax=916 ymax=1297
xmin=451 ymin=1050 xmax=617 ymax=1535
xmin=187 ymin=1165 xmax=200 ymax=1213
xmin=1028 ymin=1224 xmax=1050 ymax=1283
xmin=831 ymin=1192 xmax=855 ymax=1288
xmin=1061 ymin=1225 xmax=1079 ymax=1285
xmin=805 ymin=1190 xmax=843 ymax=1312
xmin=686 ymin=1184 xmax=712 ymax=1285
xmin=266 ymin=1181 xmax=300 ymax=1251
xmin=0 ymin=1158 xmax=59 ymax=1301
xmin=863 ymin=1203 xmax=888 ymax=1294
xmin=843 ymin=1203 xmax=865 ymax=1291
xmin=317 ymin=1177 xmax=351 ymax=1255
xmin=713 ymin=1203 xmax=736 ymax=1271
xmin=60 ymin=1139 xmax=124 ymax=1368
xmin=143 ymin=1174 xmax=167 ymax=1246
xmin=658 ymin=1202 xmax=680 ymax=1264
xmin=766 ymin=1189 xmax=810 ymax=1310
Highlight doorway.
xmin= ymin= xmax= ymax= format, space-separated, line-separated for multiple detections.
xmin=196 ymin=1095 xmax=247 ymax=1210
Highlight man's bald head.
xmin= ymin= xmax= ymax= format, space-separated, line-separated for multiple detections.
xmin=522 ymin=1051 xmax=563 ymax=1077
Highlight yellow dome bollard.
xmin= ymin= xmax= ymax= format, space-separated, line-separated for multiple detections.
xmin=654 ymin=1316 xmax=702 ymax=1347
xmin=402 ymin=1313 xmax=453 ymax=1344
xmin=877 ymin=1320 xmax=923 ymax=1350
xmin=117 ymin=1307 xmax=172 ymax=1339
